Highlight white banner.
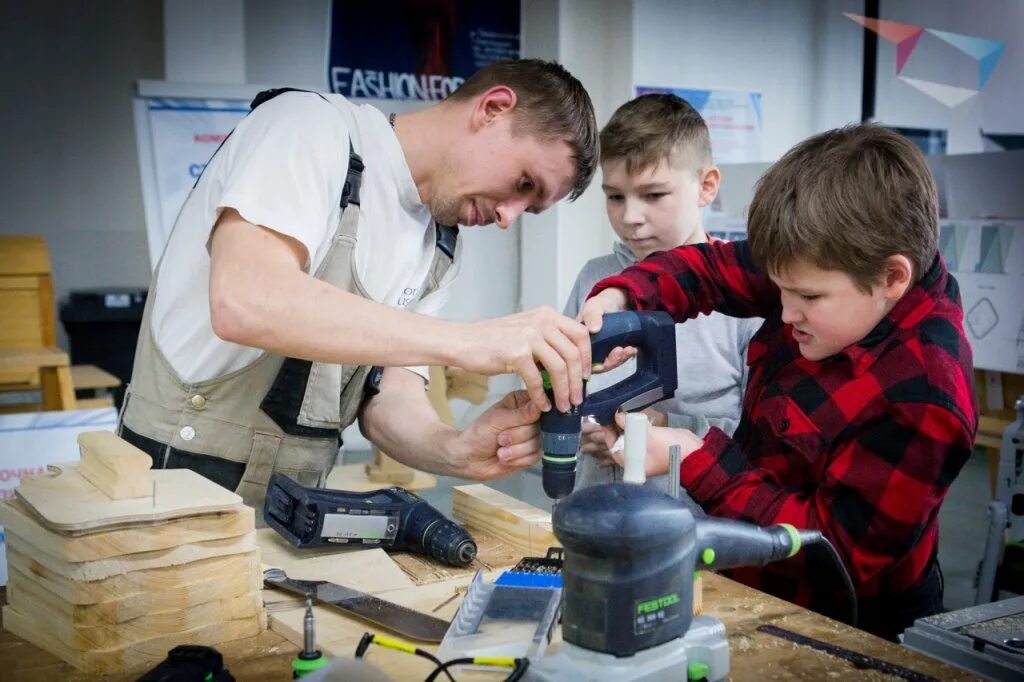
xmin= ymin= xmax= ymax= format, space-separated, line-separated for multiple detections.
xmin=133 ymin=95 xmax=250 ymax=269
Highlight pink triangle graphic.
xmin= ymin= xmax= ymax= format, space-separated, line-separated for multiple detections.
xmin=896 ymin=29 xmax=925 ymax=73
xmin=843 ymin=13 xmax=924 ymax=44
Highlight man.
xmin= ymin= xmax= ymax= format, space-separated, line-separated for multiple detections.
xmin=120 ymin=60 xmax=598 ymax=507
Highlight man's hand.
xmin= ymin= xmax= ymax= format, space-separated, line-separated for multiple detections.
xmin=579 ymin=288 xmax=629 ymax=333
xmin=462 ymin=307 xmax=591 ymax=414
xmin=448 ymin=390 xmax=542 ymax=480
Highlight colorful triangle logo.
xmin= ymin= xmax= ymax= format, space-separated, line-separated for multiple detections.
xmin=899 ymin=77 xmax=979 ymax=107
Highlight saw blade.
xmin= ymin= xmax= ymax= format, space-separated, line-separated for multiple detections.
xmin=263 ymin=568 xmax=450 ymax=643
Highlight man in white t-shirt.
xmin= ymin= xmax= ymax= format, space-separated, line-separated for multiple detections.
xmin=119 ymin=60 xmax=599 ymax=508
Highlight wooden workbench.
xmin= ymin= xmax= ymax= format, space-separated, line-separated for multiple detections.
xmin=0 ymin=482 xmax=976 ymax=681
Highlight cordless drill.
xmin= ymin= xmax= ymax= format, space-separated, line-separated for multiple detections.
xmin=540 ymin=311 xmax=678 ymax=500
xmin=264 ymin=472 xmax=477 ymax=567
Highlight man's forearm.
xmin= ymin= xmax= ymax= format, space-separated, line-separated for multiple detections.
xmin=358 ymin=368 xmax=462 ymax=477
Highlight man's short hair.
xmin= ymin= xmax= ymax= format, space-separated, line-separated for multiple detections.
xmin=449 ymin=59 xmax=597 ymax=201
xmin=599 ymin=93 xmax=713 ymax=175
xmin=747 ymin=124 xmax=939 ymax=290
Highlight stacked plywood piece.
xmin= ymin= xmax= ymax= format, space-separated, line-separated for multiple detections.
xmin=0 ymin=431 xmax=266 ymax=674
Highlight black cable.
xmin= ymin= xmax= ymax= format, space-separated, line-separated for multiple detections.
xmin=353 ymin=633 xmax=456 ymax=682
xmin=816 ymin=535 xmax=859 ymax=628
xmin=423 ymin=657 xmax=529 ymax=682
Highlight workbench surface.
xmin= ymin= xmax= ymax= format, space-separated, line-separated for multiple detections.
xmin=0 ymin=569 xmax=975 ymax=681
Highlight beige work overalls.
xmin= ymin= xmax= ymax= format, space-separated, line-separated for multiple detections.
xmin=119 ymin=90 xmax=458 ymax=510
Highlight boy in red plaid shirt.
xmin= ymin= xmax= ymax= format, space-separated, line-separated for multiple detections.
xmin=581 ymin=124 xmax=978 ymax=640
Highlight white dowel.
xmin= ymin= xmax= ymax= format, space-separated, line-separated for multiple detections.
xmin=622 ymin=412 xmax=648 ymax=485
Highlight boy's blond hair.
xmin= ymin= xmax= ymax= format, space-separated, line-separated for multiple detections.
xmin=747 ymin=124 xmax=939 ymax=291
xmin=599 ymin=93 xmax=712 ymax=174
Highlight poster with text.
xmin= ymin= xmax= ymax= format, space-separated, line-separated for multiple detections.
xmin=635 ymin=86 xmax=763 ymax=164
xmin=328 ymin=0 xmax=520 ymax=101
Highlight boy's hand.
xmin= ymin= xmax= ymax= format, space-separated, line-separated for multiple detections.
xmin=607 ymin=410 xmax=704 ymax=477
xmin=580 ymin=418 xmax=618 ymax=468
xmin=579 ymin=288 xmax=629 ymax=333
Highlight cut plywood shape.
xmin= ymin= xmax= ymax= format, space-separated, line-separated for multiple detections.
xmin=16 ymin=461 xmax=242 ymax=534
xmin=4 ymin=530 xmax=257 ymax=582
xmin=7 ymin=579 xmax=263 ymax=648
xmin=77 ymin=430 xmax=152 ymax=499
xmin=451 ymin=484 xmax=557 ymax=556
xmin=7 ymin=565 xmax=260 ymax=626
xmin=0 ymin=498 xmax=254 ymax=562
xmin=269 ymin=572 xmax=501 ymax=673
xmin=5 ymin=547 xmax=260 ymax=605
xmin=3 ymin=604 xmax=266 ymax=675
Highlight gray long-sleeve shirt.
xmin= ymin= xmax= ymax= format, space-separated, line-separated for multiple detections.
xmin=565 ymin=241 xmax=762 ymax=492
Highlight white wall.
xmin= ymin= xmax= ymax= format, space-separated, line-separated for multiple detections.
xmin=0 ymin=1 xmax=163 ymax=348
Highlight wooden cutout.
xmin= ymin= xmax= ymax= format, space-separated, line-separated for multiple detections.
xmin=327 ymin=462 xmax=437 ymax=492
xmin=451 ymin=484 xmax=558 ymax=556
xmin=7 ymin=577 xmax=263 ymax=646
xmin=77 ymin=431 xmax=152 ymax=500
xmin=364 ymin=450 xmax=416 ymax=485
xmin=0 ymin=499 xmax=253 ymax=562
xmin=16 ymin=461 xmax=242 ymax=534
xmin=4 ymin=547 xmax=260 ymax=605
xmin=4 ymin=530 xmax=257 ymax=582
xmin=2 ymin=604 xmax=266 ymax=675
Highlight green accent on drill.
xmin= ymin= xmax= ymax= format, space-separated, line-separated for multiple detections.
xmin=541 ymin=454 xmax=577 ymax=463
xmin=701 ymin=547 xmax=715 ymax=565
xmin=687 ymin=661 xmax=710 ymax=680
xmin=636 ymin=592 xmax=680 ymax=614
xmin=292 ymin=655 xmax=330 ymax=676
xmin=540 ymin=369 xmax=594 ymax=390
xmin=205 ymin=675 xmax=213 ymax=682
xmin=779 ymin=523 xmax=801 ymax=557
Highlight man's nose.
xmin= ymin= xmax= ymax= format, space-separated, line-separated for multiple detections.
xmin=495 ymin=199 xmax=530 ymax=228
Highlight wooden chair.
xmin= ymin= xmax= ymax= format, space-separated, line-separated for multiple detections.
xmin=0 ymin=235 xmax=79 ymax=410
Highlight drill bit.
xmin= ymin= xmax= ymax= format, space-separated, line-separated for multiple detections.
xmin=303 ymin=595 xmax=316 ymax=657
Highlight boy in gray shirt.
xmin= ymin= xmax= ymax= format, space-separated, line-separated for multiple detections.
xmin=564 ymin=94 xmax=760 ymax=493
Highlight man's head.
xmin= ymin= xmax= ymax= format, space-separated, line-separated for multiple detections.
xmin=428 ymin=59 xmax=597 ymax=228
xmin=599 ymin=94 xmax=719 ymax=260
xmin=747 ymin=124 xmax=940 ymax=360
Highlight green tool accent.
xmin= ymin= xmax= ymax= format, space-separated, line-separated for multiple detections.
xmin=540 ymin=368 xmax=593 ymax=390
xmin=542 ymin=453 xmax=577 ymax=462
xmin=204 ymin=674 xmax=213 ymax=682
xmin=292 ymin=655 xmax=330 ymax=677
xmin=779 ymin=523 xmax=801 ymax=557
xmin=701 ymin=547 xmax=715 ymax=565
xmin=687 ymin=661 xmax=710 ymax=680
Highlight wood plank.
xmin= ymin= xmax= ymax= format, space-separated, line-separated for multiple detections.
xmin=4 ymin=548 xmax=260 ymax=605
xmin=0 ymin=346 xmax=68 ymax=370
xmin=4 ymin=530 xmax=257 ymax=582
xmin=77 ymin=431 xmax=152 ymax=500
xmin=0 ymin=236 xmax=51 ymax=276
xmin=326 ymin=462 xmax=437 ymax=492
xmin=3 ymin=604 xmax=266 ymax=675
xmin=0 ymin=499 xmax=254 ymax=562
xmin=70 ymin=364 xmax=120 ymax=389
xmin=451 ymin=484 xmax=557 ymax=556
xmin=7 ymin=578 xmax=263 ymax=647
xmin=39 ymin=365 xmax=77 ymax=410
xmin=74 ymin=396 xmax=114 ymax=409
xmin=16 ymin=461 xmax=242 ymax=533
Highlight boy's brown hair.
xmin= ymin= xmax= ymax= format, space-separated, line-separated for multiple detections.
xmin=599 ymin=93 xmax=712 ymax=174
xmin=747 ymin=124 xmax=939 ymax=290
xmin=449 ymin=59 xmax=597 ymax=201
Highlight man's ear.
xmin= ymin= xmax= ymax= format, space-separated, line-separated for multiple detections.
xmin=697 ymin=166 xmax=721 ymax=208
xmin=471 ymin=86 xmax=517 ymax=130
xmin=882 ymin=254 xmax=913 ymax=300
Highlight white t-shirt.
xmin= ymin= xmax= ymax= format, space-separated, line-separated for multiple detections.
xmin=151 ymin=91 xmax=462 ymax=383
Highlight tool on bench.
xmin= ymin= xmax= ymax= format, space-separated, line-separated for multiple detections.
xmin=264 ymin=568 xmax=451 ymax=643
xmin=264 ymin=472 xmax=477 ymax=567
xmin=437 ymin=549 xmax=565 ymax=664
xmin=292 ymin=595 xmax=330 ymax=678
xmin=902 ymin=595 xmax=1024 ymax=681
xmin=523 ymin=481 xmax=857 ymax=681
xmin=136 ymin=645 xmax=234 ymax=681
xmin=539 ymin=310 xmax=678 ymax=500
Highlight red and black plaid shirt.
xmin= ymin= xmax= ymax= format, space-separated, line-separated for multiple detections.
xmin=590 ymin=239 xmax=977 ymax=617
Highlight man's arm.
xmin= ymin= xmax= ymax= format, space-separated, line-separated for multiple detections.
xmin=358 ymin=367 xmax=541 ymax=479
xmin=208 ymin=211 xmax=590 ymax=412
xmin=582 ymin=240 xmax=779 ymax=330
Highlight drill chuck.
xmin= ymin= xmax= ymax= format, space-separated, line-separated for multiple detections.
xmin=540 ymin=398 xmax=582 ymax=500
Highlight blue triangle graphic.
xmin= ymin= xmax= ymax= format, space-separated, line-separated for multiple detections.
xmin=979 ymin=44 xmax=1006 ymax=87
xmin=927 ymin=29 xmax=1005 ymax=61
